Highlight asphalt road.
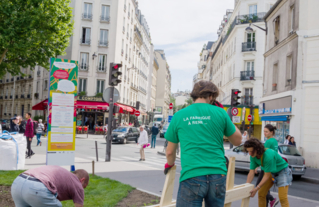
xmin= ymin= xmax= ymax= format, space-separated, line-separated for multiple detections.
xmin=31 ymin=135 xmax=319 ymax=204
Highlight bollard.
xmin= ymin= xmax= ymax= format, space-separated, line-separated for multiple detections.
xmin=92 ymin=161 xmax=95 ymax=176
xmin=70 ymin=165 xmax=75 ymax=172
xmin=95 ymin=141 xmax=98 ymax=162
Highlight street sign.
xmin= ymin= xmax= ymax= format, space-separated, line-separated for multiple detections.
xmin=169 ymin=103 xmax=173 ymax=110
xmin=168 ymin=109 xmax=173 ymax=116
xmin=103 ymin=87 xmax=120 ymax=103
xmin=247 ymin=114 xmax=253 ymax=122
xmin=231 ymin=107 xmax=239 ymax=116
xmin=232 ymin=116 xmax=240 ymax=123
xmin=168 ymin=115 xmax=173 ymax=123
xmin=135 ymin=110 xmax=140 ymax=117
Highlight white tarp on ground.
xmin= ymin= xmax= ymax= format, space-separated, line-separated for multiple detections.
xmin=0 ymin=133 xmax=26 ymax=170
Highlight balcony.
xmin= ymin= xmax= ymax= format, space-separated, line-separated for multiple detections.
xmin=242 ymin=96 xmax=254 ymax=106
xmin=240 ymin=71 xmax=255 ymax=81
xmin=96 ymin=66 xmax=106 ymax=72
xmin=80 ymin=38 xmax=91 ymax=45
xmin=82 ymin=13 xmax=93 ymax=20
xmin=79 ymin=64 xmax=89 ymax=71
xmin=242 ymin=42 xmax=256 ymax=52
xmin=237 ymin=12 xmax=266 ymax=25
xmin=100 ymin=16 xmax=110 ymax=23
xmin=121 ymin=49 xmax=124 ymax=56
xmin=98 ymin=40 xmax=108 ymax=47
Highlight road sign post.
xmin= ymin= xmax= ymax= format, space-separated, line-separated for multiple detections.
xmin=135 ymin=110 xmax=140 ymax=117
xmin=247 ymin=114 xmax=253 ymax=122
xmin=105 ymin=86 xmax=114 ymax=162
xmin=169 ymin=103 xmax=173 ymax=110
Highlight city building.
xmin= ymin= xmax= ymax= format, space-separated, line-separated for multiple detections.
xmin=193 ymin=42 xmax=214 ymax=86
xmin=154 ymin=50 xmax=171 ymax=118
xmin=260 ymin=0 xmax=319 ymax=167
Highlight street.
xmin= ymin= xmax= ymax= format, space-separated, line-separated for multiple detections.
xmin=25 ymin=134 xmax=319 ymax=207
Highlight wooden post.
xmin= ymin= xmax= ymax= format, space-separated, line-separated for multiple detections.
xmin=159 ymin=165 xmax=176 ymax=207
xmin=224 ymin=157 xmax=235 ymax=207
xmin=92 ymin=160 xmax=95 ymax=176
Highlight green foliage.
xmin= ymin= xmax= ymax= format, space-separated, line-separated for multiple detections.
xmin=0 ymin=0 xmax=74 ymax=78
xmin=95 ymin=93 xmax=103 ymax=98
xmin=186 ymin=97 xmax=193 ymax=106
xmin=79 ymin=91 xmax=86 ymax=96
xmin=33 ymin=115 xmax=45 ymax=121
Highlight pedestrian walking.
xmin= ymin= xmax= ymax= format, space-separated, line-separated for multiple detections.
xmin=254 ymin=124 xmax=279 ymax=207
xmin=242 ymin=131 xmax=248 ymax=143
xmin=9 ymin=117 xmax=20 ymax=132
xmin=245 ymin=138 xmax=292 ymax=207
xmin=11 ymin=165 xmax=89 ymax=207
xmin=284 ymin=135 xmax=290 ymax=145
xmin=289 ymin=137 xmax=296 ymax=146
xmin=151 ymin=123 xmax=159 ymax=148
xmin=36 ymin=119 xmax=44 ymax=146
xmin=24 ymin=112 xmax=35 ymax=159
xmin=18 ymin=116 xmax=26 ymax=134
xmin=138 ymin=126 xmax=149 ymax=161
xmin=164 ymin=80 xmax=242 ymax=207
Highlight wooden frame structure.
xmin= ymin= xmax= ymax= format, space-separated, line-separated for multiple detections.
xmin=149 ymin=157 xmax=254 ymax=207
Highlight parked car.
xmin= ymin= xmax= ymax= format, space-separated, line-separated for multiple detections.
xmin=225 ymin=143 xmax=306 ymax=178
xmin=1 ymin=119 xmax=10 ymax=130
xmin=111 ymin=127 xmax=140 ymax=144
xmin=160 ymin=123 xmax=170 ymax=138
xmin=144 ymin=125 xmax=151 ymax=136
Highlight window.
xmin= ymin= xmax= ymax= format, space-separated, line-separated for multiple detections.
xmin=79 ymin=79 xmax=87 ymax=92
xmin=247 ymin=33 xmax=255 ymax=42
xmin=81 ymin=28 xmax=91 ymax=44
xmin=15 ymin=104 xmax=17 ymax=115
xmin=44 ymin=80 xmax=48 ymax=90
xmin=274 ymin=16 xmax=280 ymax=45
xmin=11 ymin=87 xmax=13 ymax=96
xmin=123 ymin=18 xmax=125 ymax=32
xmin=83 ymin=3 xmax=92 ymax=19
xmin=245 ymin=88 xmax=253 ymax=96
xmin=96 ymin=80 xmax=105 ymax=94
xmin=80 ymin=53 xmax=89 ymax=70
xmin=249 ymin=5 xmax=257 ymax=17
xmin=101 ymin=5 xmax=110 ymax=21
xmin=27 ymin=104 xmax=30 ymax=113
xmin=36 ymin=81 xmax=39 ymax=92
xmin=290 ymin=6 xmax=295 ymax=32
xmin=28 ymin=85 xmax=31 ymax=94
xmin=273 ymin=63 xmax=278 ymax=91
xmin=286 ymin=55 xmax=293 ymax=86
xmin=245 ymin=61 xmax=254 ymax=71
xmin=98 ymin=55 xmax=107 ymax=72
xmin=99 ymin=29 xmax=108 ymax=46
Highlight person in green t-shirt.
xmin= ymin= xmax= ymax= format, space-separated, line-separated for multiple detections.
xmin=245 ymin=138 xmax=292 ymax=207
xmin=164 ymin=81 xmax=242 ymax=207
xmin=255 ymin=124 xmax=279 ymax=207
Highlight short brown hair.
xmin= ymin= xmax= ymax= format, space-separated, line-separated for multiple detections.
xmin=74 ymin=169 xmax=89 ymax=185
xmin=243 ymin=138 xmax=265 ymax=157
xmin=190 ymin=80 xmax=219 ymax=102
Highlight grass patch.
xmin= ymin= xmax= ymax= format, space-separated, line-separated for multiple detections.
xmin=61 ymin=174 xmax=134 ymax=207
xmin=0 ymin=170 xmax=26 ymax=186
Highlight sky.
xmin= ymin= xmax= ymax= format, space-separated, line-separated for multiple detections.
xmin=138 ymin=0 xmax=234 ymax=93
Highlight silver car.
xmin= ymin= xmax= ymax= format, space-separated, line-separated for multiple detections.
xmin=225 ymin=144 xmax=306 ymax=178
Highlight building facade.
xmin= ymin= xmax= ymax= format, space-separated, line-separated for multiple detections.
xmin=154 ymin=50 xmax=171 ymax=118
xmin=260 ymin=0 xmax=319 ymax=167
xmin=193 ymin=42 xmax=214 ymax=86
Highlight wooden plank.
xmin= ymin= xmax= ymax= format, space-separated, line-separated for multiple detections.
xmin=240 ymin=197 xmax=251 ymax=207
xmin=224 ymin=156 xmax=235 ymax=207
xmin=159 ymin=165 xmax=177 ymax=207
xmin=224 ymin=183 xmax=254 ymax=204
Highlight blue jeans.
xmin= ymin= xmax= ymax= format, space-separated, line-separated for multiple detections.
xmin=177 ymin=174 xmax=226 ymax=207
xmin=273 ymin=167 xmax=292 ymax=187
xmin=36 ymin=133 xmax=42 ymax=146
xmin=151 ymin=134 xmax=157 ymax=148
xmin=11 ymin=175 xmax=62 ymax=207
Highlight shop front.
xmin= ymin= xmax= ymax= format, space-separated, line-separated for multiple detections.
xmin=259 ymin=96 xmax=292 ymax=143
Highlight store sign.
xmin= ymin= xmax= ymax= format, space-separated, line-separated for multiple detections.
xmin=77 ymin=96 xmax=103 ymax=102
xmin=232 ymin=116 xmax=240 ymax=123
xmin=47 ymin=58 xmax=78 ymax=166
xmin=259 ymin=103 xmax=265 ymax=115
xmin=264 ymin=108 xmax=291 ymax=114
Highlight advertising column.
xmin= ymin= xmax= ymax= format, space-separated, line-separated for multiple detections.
xmin=46 ymin=58 xmax=78 ymax=165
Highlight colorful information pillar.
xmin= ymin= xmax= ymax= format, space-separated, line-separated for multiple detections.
xmin=46 ymin=58 xmax=78 ymax=166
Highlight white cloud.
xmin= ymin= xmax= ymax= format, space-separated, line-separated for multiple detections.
xmin=138 ymin=0 xmax=234 ymax=92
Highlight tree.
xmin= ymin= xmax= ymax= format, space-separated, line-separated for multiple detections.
xmin=186 ymin=97 xmax=193 ymax=106
xmin=0 ymin=0 xmax=74 ymax=77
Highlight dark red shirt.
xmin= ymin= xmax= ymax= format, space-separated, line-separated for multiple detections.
xmin=24 ymin=118 xmax=34 ymax=138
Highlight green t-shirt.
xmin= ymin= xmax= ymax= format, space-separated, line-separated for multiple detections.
xmin=165 ymin=103 xmax=236 ymax=182
xmin=250 ymin=149 xmax=288 ymax=173
xmin=264 ymin=138 xmax=278 ymax=152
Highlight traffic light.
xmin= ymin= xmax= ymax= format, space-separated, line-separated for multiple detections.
xmin=109 ymin=63 xmax=122 ymax=86
xmin=136 ymin=101 xmax=140 ymax=110
xmin=231 ymin=89 xmax=241 ymax=107
xmin=113 ymin=105 xmax=120 ymax=113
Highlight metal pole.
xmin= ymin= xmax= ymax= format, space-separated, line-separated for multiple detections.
xmin=12 ymin=76 xmax=16 ymax=115
xmin=95 ymin=141 xmax=98 ymax=162
xmin=105 ymin=86 xmax=114 ymax=162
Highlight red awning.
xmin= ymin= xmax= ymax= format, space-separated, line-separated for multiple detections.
xmin=115 ymin=103 xmax=134 ymax=113
xmin=32 ymin=99 xmax=48 ymax=110
xmin=32 ymin=99 xmax=109 ymax=110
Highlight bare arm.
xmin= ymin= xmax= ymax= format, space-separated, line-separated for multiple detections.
xmin=74 ymin=203 xmax=83 ymax=207
xmin=246 ymin=170 xmax=255 ymax=184
xmin=227 ymin=126 xmax=242 ymax=146
xmin=166 ymin=141 xmax=177 ymax=166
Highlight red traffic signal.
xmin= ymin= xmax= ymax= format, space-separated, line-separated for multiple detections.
xmin=231 ymin=89 xmax=241 ymax=107
xmin=109 ymin=63 xmax=122 ymax=86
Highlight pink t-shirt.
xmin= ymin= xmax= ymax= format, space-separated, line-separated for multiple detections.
xmin=24 ymin=166 xmax=84 ymax=204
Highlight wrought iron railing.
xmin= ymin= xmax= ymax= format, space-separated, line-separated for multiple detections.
xmin=80 ymin=64 xmax=89 ymax=71
xmin=242 ymin=42 xmax=256 ymax=52
xmin=99 ymin=41 xmax=108 ymax=47
xmin=240 ymin=71 xmax=255 ymax=81
xmin=80 ymin=38 xmax=91 ymax=45
xmin=96 ymin=66 xmax=106 ymax=72
xmin=100 ymin=16 xmax=110 ymax=22
xmin=242 ymin=96 xmax=254 ymax=106
xmin=82 ymin=13 xmax=93 ymax=20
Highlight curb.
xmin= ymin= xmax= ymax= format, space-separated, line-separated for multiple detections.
xmin=300 ymin=176 xmax=319 ymax=184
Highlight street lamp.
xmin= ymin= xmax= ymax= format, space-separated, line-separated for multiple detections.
xmin=245 ymin=23 xmax=267 ymax=34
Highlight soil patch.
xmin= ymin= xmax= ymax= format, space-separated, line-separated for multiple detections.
xmin=0 ymin=186 xmax=14 ymax=207
xmin=116 ymin=189 xmax=160 ymax=207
